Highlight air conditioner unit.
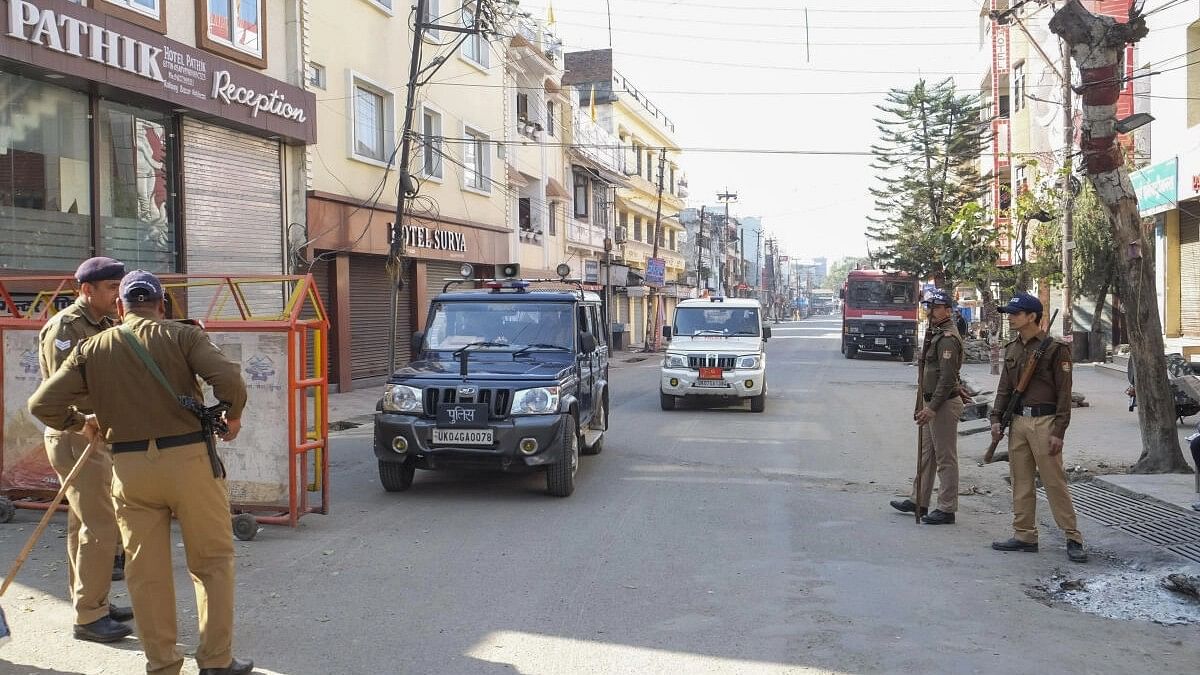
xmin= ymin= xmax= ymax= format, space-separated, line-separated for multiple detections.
xmin=614 ymin=225 xmax=627 ymax=244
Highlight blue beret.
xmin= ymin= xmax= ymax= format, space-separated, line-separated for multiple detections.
xmin=119 ymin=270 xmax=164 ymax=302
xmin=74 ymin=257 xmax=125 ymax=284
xmin=998 ymin=292 xmax=1043 ymax=314
xmin=922 ymin=288 xmax=952 ymax=306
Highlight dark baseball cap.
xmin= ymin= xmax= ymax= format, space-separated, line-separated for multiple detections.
xmin=74 ymin=257 xmax=125 ymax=284
xmin=998 ymin=292 xmax=1043 ymax=314
xmin=119 ymin=270 xmax=164 ymax=303
xmin=922 ymin=288 xmax=953 ymax=306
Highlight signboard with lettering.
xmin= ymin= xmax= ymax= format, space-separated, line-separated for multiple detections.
xmin=1130 ymin=157 xmax=1177 ymax=216
xmin=645 ymin=257 xmax=666 ymax=287
xmin=389 ymin=223 xmax=469 ymax=253
xmin=583 ymin=259 xmax=600 ymax=284
xmin=0 ymin=0 xmax=316 ymax=143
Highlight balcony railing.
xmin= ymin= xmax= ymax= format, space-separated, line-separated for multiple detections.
xmin=570 ymin=108 xmax=622 ymax=174
xmin=566 ymin=217 xmax=605 ymax=250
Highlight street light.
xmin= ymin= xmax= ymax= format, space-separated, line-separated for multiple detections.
xmin=1114 ymin=112 xmax=1154 ymax=134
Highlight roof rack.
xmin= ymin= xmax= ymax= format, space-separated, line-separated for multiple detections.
xmin=441 ymin=278 xmax=586 ymax=299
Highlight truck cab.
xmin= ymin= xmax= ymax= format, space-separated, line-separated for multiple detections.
xmin=373 ymin=279 xmax=608 ymax=497
xmin=840 ymin=269 xmax=919 ymax=361
xmin=659 ymin=297 xmax=770 ymax=413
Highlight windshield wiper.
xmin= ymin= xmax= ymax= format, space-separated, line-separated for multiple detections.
xmin=688 ymin=329 xmax=727 ymax=336
xmin=731 ymin=331 xmax=759 ymax=336
xmin=513 ymin=343 xmax=572 ymax=356
xmin=452 ymin=341 xmax=511 ymax=376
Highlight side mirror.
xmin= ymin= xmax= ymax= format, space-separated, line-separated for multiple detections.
xmin=763 ymin=326 xmax=772 ymax=340
xmin=411 ymin=331 xmax=425 ymax=354
xmin=662 ymin=325 xmax=672 ymax=339
xmin=579 ymin=332 xmax=597 ymax=354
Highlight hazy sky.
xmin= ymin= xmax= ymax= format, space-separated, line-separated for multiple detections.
xmin=524 ymin=0 xmax=983 ymax=263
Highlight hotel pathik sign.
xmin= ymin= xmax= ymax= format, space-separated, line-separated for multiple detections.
xmin=0 ymin=0 xmax=315 ymax=143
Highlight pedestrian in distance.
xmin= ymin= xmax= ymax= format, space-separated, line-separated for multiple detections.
xmin=37 ymin=256 xmax=133 ymax=643
xmin=989 ymin=292 xmax=1087 ymax=563
xmin=29 ymin=271 xmax=254 ymax=675
xmin=890 ymin=288 xmax=964 ymax=524
xmin=955 ymin=308 xmax=968 ymax=337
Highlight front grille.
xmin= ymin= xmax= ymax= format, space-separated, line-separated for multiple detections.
xmin=851 ymin=322 xmax=911 ymax=336
xmin=423 ymin=387 xmax=511 ymax=418
xmin=687 ymin=354 xmax=737 ymax=370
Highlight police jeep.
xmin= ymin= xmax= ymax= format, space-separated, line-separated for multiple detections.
xmin=373 ymin=271 xmax=609 ymax=497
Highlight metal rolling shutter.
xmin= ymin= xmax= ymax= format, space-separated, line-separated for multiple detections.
xmin=1181 ymin=208 xmax=1200 ymax=336
xmin=350 ymin=255 xmax=412 ymax=380
xmin=425 ymin=261 xmax=469 ymax=311
xmin=182 ymin=119 xmax=283 ymax=316
xmin=632 ymin=296 xmax=645 ymax=345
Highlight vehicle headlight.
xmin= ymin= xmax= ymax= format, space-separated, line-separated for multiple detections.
xmin=511 ymin=386 xmax=560 ymax=415
xmin=663 ymin=353 xmax=687 ymax=368
xmin=382 ymin=384 xmax=423 ymax=413
xmin=845 ymin=322 xmax=860 ymax=334
xmin=904 ymin=328 xmax=916 ymax=336
xmin=737 ymin=355 xmax=761 ymax=369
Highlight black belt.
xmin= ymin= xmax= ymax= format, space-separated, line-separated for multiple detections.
xmin=1013 ymin=403 xmax=1057 ymax=417
xmin=111 ymin=431 xmax=207 ymax=454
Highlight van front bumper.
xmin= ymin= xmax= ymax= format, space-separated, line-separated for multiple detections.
xmin=660 ymin=367 xmax=765 ymax=398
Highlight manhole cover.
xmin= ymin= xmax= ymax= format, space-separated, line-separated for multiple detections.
xmin=1047 ymin=482 xmax=1200 ymax=563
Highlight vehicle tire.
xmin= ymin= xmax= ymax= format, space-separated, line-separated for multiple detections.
xmin=546 ymin=416 xmax=578 ymax=497
xmin=840 ymin=338 xmax=846 ymax=355
xmin=750 ymin=393 xmax=766 ymax=413
xmin=901 ymin=346 xmax=915 ymax=362
xmin=660 ymin=391 xmax=676 ymax=410
xmin=379 ymin=460 xmax=415 ymax=492
xmin=845 ymin=346 xmax=857 ymax=360
xmin=582 ymin=398 xmax=605 ymax=456
xmin=232 ymin=513 xmax=258 ymax=541
xmin=0 ymin=497 xmax=14 ymax=523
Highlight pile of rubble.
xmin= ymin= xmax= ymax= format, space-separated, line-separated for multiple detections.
xmin=963 ymin=338 xmax=992 ymax=364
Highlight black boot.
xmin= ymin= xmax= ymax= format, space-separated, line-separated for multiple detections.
xmin=112 ymin=552 xmax=125 ymax=581
xmin=200 ymin=658 xmax=254 ymax=675
xmin=73 ymin=616 xmax=133 ymax=643
xmin=991 ymin=537 xmax=1038 ymax=553
xmin=1067 ymin=540 xmax=1088 ymax=563
xmin=889 ymin=499 xmax=928 ymax=516
xmin=921 ymin=509 xmax=956 ymax=525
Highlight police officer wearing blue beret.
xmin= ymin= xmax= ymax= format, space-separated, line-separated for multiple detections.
xmin=990 ymin=292 xmax=1086 ymax=563
xmin=36 ymin=257 xmax=133 ymax=642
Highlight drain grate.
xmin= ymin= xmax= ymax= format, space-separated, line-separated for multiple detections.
xmin=1041 ymin=482 xmax=1200 ymax=564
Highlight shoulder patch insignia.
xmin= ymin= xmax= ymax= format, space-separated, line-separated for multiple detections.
xmin=54 ymin=338 xmax=71 ymax=351
xmin=1062 ymin=361 xmax=1072 ymax=372
xmin=942 ymin=349 xmax=952 ymax=360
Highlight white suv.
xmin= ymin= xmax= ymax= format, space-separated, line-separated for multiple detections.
xmin=659 ymin=297 xmax=770 ymax=413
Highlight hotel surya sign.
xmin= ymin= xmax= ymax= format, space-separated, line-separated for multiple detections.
xmin=0 ymin=0 xmax=315 ymax=143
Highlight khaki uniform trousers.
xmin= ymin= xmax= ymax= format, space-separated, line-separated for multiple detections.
xmin=1008 ymin=415 xmax=1083 ymax=545
xmin=44 ymin=428 xmax=120 ymax=625
xmin=910 ymin=397 xmax=962 ymax=512
xmin=111 ymin=441 xmax=235 ymax=675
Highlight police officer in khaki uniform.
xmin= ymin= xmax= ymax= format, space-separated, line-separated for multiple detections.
xmin=890 ymin=288 xmax=964 ymax=524
xmin=38 ymin=256 xmax=133 ymax=642
xmin=990 ymin=292 xmax=1087 ymax=563
xmin=29 ymin=271 xmax=253 ymax=675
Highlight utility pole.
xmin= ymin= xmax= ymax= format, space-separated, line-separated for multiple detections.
xmin=386 ymin=0 xmax=486 ymax=374
xmin=695 ymin=205 xmax=706 ymax=292
xmin=603 ymin=185 xmax=614 ymax=349
xmin=1060 ymin=35 xmax=1075 ymax=342
xmin=716 ymin=189 xmax=737 ymax=295
xmin=754 ymin=229 xmax=762 ymax=302
xmin=645 ymin=150 xmax=667 ymax=351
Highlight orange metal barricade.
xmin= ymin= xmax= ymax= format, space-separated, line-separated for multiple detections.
xmin=0 ymin=274 xmax=330 ymax=536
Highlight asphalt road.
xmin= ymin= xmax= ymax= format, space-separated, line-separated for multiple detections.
xmin=1 ymin=317 xmax=1197 ymax=674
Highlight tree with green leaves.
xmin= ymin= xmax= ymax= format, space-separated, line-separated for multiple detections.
xmin=867 ymin=78 xmax=990 ymax=288
xmin=825 ymin=256 xmax=870 ymax=293
xmin=1069 ymin=180 xmax=1116 ymax=334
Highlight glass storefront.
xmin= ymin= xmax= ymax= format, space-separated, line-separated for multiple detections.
xmin=0 ymin=71 xmax=178 ymax=273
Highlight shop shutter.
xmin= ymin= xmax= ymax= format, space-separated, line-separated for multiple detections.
xmin=632 ymin=296 xmax=645 ymax=345
xmin=350 ymin=255 xmax=412 ymax=380
xmin=425 ymin=261 xmax=470 ymax=313
xmin=181 ymin=119 xmax=283 ymax=316
xmin=1181 ymin=208 xmax=1200 ymax=336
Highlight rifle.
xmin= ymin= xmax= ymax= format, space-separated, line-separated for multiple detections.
xmin=983 ymin=308 xmax=1060 ymax=464
xmin=179 ymin=397 xmax=230 ymax=478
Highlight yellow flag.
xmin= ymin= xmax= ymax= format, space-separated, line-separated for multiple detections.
xmin=548 ymin=0 xmax=556 ymax=26
xmin=589 ymin=84 xmax=597 ymax=122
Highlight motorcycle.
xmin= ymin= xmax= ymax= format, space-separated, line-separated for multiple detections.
xmin=1126 ymin=353 xmax=1200 ymax=422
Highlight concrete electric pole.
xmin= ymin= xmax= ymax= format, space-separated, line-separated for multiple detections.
xmin=716 ymin=189 xmax=737 ymax=295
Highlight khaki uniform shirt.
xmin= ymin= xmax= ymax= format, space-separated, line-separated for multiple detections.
xmin=921 ymin=317 xmax=963 ymax=412
xmin=28 ymin=314 xmax=247 ymax=443
xmin=990 ymin=331 xmax=1073 ymax=438
xmin=37 ymin=298 xmax=114 ymax=415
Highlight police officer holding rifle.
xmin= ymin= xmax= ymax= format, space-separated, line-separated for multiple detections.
xmin=987 ymin=293 xmax=1087 ymax=563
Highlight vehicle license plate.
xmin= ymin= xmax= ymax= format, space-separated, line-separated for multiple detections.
xmin=693 ymin=380 xmax=730 ymax=388
xmin=874 ymin=338 xmax=888 ymax=346
xmin=699 ymin=367 xmax=724 ymax=380
xmin=432 ymin=428 xmax=494 ymax=445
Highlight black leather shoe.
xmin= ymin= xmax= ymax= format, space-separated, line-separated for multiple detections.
xmin=73 ymin=616 xmax=133 ymax=643
xmin=108 ymin=605 xmax=133 ymax=622
xmin=991 ymin=537 xmax=1038 ymax=553
xmin=921 ymin=509 xmax=956 ymax=525
xmin=890 ymin=499 xmax=927 ymax=516
xmin=112 ymin=552 xmax=125 ymax=581
xmin=1067 ymin=540 xmax=1088 ymax=563
xmin=200 ymin=657 xmax=254 ymax=675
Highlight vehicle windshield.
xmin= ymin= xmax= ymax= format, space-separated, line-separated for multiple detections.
xmin=673 ymin=307 xmax=761 ymax=336
xmin=846 ymin=280 xmax=916 ymax=308
xmin=423 ymin=301 xmax=575 ymax=351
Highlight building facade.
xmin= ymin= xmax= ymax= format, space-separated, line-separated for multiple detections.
xmin=304 ymin=0 xmax=513 ymax=389
xmin=0 ymin=0 xmax=314 ymax=309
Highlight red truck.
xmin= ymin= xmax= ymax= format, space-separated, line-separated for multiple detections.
xmin=840 ymin=269 xmax=920 ymax=361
